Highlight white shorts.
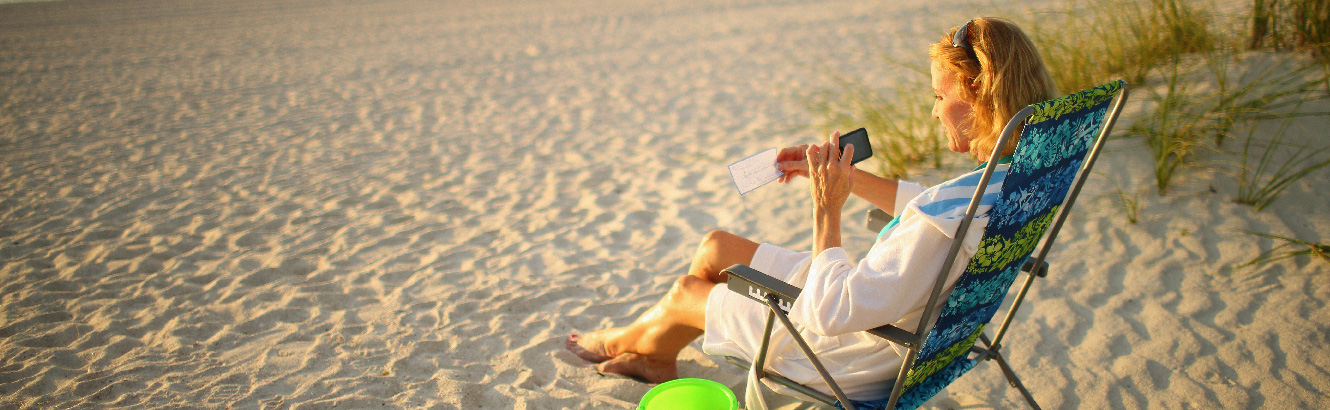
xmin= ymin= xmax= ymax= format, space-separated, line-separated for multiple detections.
xmin=701 ymin=243 xmax=900 ymax=401
xmin=703 ymin=243 xmax=812 ymax=359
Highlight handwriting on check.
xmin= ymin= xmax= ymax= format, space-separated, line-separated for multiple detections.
xmin=729 ymin=148 xmax=783 ymax=195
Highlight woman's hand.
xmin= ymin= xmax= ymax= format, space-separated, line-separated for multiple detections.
xmin=775 ymin=143 xmax=810 ymax=183
xmin=808 ymin=132 xmax=854 ymax=254
xmin=807 ymin=132 xmax=855 ymax=212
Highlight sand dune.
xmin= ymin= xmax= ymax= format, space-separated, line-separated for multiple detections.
xmin=1 ymin=0 xmax=1327 ymax=408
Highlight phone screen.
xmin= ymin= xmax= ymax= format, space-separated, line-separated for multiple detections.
xmin=838 ymin=128 xmax=873 ymax=165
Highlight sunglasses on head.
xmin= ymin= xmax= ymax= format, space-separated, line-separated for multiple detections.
xmin=951 ymin=20 xmax=979 ymax=64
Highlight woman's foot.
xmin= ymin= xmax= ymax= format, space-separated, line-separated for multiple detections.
xmin=597 ymin=352 xmax=678 ymax=383
xmin=566 ymin=332 xmax=615 ymax=363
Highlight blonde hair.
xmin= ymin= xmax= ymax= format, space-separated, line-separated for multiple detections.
xmin=928 ymin=17 xmax=1059 ymax=160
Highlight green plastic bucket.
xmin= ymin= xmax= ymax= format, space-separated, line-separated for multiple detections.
xmin=638 ymin=378 xmax=738 ymax=410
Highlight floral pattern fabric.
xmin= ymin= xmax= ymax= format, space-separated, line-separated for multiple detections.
xmin=1024 ymin=80 xmax=1122 ymax=125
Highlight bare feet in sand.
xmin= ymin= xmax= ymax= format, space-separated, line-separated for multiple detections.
xmin=567 ymin=331 xmax=679 ymax=383
xmin=566 ymin=332 xmax=614 ymax=363
xmin=597 ymin=353 xmax=678 ymax=383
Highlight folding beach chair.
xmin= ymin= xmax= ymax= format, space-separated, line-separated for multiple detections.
xmin=721 ymin=80 xmax=1130 ymax=410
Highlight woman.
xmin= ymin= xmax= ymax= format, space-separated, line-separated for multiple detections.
xmin=567 ymin=17 xmax=1059 ymax=402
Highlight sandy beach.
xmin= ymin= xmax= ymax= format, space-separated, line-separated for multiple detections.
xmin=2 ymin=0 xmax=1328 ymax=408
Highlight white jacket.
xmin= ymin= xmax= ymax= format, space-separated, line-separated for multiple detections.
xmin=728 ymin=164 xmax=1008 ymax=404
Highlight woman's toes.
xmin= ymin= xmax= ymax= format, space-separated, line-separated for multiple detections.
xmin=566 ymin=333 xmax=614 ymax=363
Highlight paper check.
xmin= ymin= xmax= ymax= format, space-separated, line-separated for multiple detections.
xmin=728 ymin=148 xmax=784 ymax=195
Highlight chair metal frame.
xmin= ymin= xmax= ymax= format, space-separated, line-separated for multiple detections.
xmin=721 ymin=82 xmax=1130 ymax=410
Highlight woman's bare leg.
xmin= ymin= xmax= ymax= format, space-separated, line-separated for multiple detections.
xmin=688 ymin=230 xmax=760 ymax=283
xmin=567 ymin=230 xmax=761 ymax=382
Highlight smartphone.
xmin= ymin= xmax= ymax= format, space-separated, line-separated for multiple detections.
xmin=839 ymin=128 xmax=873 ymax=165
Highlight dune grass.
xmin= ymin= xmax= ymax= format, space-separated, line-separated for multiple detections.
xmin=1128 ymin=52 xmax=1329 ymax=194
xmin=1105 ymin=174 xmax=1142 ymax=224
xmin=1249 ymin=0 xmax=1330 ymax=94
xmin=1024 ymin=0 xmax=1329 ymax=195
xmin=1130 ymin=60 xmax=1210 ymax=194
xmin=1242 ymin=231 xmax=1330 ymax=268
xmin=1203 ymin=53 xmax=1329 ymax=146
xmin=1249 ymin=0 xmax=1330 ymax=57
xmin=1028 ymin=0 xmax=1217 ymax=94
xmin=1235 ymin=116 xmax=1330 ymax=211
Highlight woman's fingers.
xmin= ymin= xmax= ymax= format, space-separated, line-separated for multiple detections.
xmin=826 ymin=132 xmax=842 ymax=168
xmin=827 ymin=140 xmax=839 ymax=166
xmin=839 ymin=144 xmax=854 ymax=185
xmin=813 ymin=141 xmax=835 ymax=165
xmin=777 ymin=144 xmax=808 ymax=163
xmin=805 ymin=140 xmax=852 ymax=178
xmin=802 ymin=131 xmax=856 ymax=209
xmin=787 ymin=131 xmax=855 ymax=185
xmin=776 ymin=160 xmax=808 ymax=183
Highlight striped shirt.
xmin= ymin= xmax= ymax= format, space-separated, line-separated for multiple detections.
xmin=879 ymin=162 xmax=1010 ymax=241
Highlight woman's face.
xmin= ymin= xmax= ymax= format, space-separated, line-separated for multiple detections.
xmin=931 ymin=62 xmax=976 ymax=153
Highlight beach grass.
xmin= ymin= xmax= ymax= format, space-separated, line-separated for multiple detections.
xmin=1235 ymin=116 xmax=1330 ymax=211
xmin=1105 ymin=174 xmax=1143 ymax=224
xmin=1023 ymin=0 xmax=1329 ymax=195
xmin=1242 ymin=231 xmax=1330 ymax=268
xmin=1130 ymin=52 xmax=1328 ymax=195
xmin=1249 ymin=0 xmax=1330 ymax=60
xmin=1132 ymin=59 xmax=1211 ymax=194
xmin=1027 ymin=0 xmax=1217 ymax=94
xmin=1203 ymin=52 xmax=1329 ymax=146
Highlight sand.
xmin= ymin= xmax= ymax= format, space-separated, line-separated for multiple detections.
xmin=1 ymin=0 xmax=1328 ymax=408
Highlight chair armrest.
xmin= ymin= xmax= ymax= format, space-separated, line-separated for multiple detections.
xmin=724 ymin=264 xmax=924 ymax=347
xmin=866 ymin=323 xmax=920 ymax=347
xmin=866 ymin=208 xmax=892 ymax=233
xmin=723 ymin=264 xmax=800 ymax=313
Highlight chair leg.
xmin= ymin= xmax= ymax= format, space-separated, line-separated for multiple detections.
xmin=979 ymin=334 xmax=1041 ymax=410
xmin=753 ymin=310 xmax=776 ymax=380
xmin=989 ymin=350 xmax=1040 ymax=410
xmin=723 ymin=356 xmax=840 ymax=407
xmin=765 ymin=295 xmax=857 ymax=410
